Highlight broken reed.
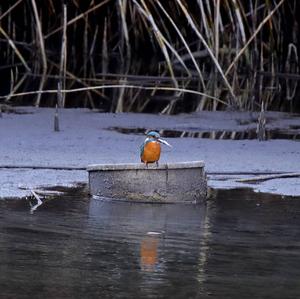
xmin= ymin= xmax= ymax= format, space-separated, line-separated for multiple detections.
xmin=0 ymin=0 xmax=299 ymax=113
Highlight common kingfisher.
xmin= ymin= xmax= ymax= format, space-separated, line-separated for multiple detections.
xmin=140 ymin=131 xmax=172 ymax=166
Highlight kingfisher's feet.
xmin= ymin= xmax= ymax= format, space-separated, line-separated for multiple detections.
xmin=155 ymin=161 xmax=159 ymax=167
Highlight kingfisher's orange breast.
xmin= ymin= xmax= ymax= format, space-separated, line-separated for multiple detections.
xmin=141 ymin=141 xmax=161 ymax=163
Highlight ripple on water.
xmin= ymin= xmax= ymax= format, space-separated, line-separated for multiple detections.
xmin=0 ymin=187 xmax=300 ymax=298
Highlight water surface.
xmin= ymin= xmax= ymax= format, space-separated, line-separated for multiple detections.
xmin=0 ymin=188 xmax=300 ymax=298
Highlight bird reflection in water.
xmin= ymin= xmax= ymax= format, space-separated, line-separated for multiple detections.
xmin=140 ymin=232 xmax=163 ymax=271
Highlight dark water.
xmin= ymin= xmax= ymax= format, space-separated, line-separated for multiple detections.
xmin=1 ymin=188 xmax=300 ymax=299
xmin=108 ymin=127 xmax=300 ymax=140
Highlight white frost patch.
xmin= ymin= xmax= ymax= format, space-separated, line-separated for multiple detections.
xmin=0 ymin=107 xmax=299 ymax=198
xmin=208 ymin=175 xmax=300 ymax=197
xmin=257 ymin=178 xmax=300 ymax=197
xmin=0 ymin=169 xmax=86 ymax=198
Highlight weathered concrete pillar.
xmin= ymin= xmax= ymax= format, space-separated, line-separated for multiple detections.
xmin=87 ymin=161 xmax=207 ymax=203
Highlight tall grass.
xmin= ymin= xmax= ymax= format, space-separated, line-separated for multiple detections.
xmin=0 ymin=0 xmax=299 ymax=113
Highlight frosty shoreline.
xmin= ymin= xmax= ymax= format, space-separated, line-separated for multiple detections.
xmin=0 ymin=107 xmax=299 ymax=198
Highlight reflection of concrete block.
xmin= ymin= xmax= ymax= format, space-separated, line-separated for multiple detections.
xmin=87 ymin=161 xmax=207 ymax=203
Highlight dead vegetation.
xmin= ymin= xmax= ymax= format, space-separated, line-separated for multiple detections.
xmin=0 ymin=0 xmax=299 ymax=113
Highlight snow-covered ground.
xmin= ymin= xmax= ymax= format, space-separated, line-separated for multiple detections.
xmin=0 ymin=107 xmax=299 ymax=198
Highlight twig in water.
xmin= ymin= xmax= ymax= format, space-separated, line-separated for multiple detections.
xmin=30 ymin=189 xmax=43 ymax=213
xmin=237 ymin=173 xmax=300 ymax=183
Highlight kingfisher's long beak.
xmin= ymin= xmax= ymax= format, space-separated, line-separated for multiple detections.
xmin=158 ymin=138 xmax=172 ymax=148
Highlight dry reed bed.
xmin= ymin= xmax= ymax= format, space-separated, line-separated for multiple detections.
xmin=0 ymin=0 xmax=299 ymax=113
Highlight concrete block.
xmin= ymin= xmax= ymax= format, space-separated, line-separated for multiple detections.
xmin=87 ymin=161 xmax=207 ymax=203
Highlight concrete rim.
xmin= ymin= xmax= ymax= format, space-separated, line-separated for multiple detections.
xmin=87 ymin=161 xmax=205 ymax=171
